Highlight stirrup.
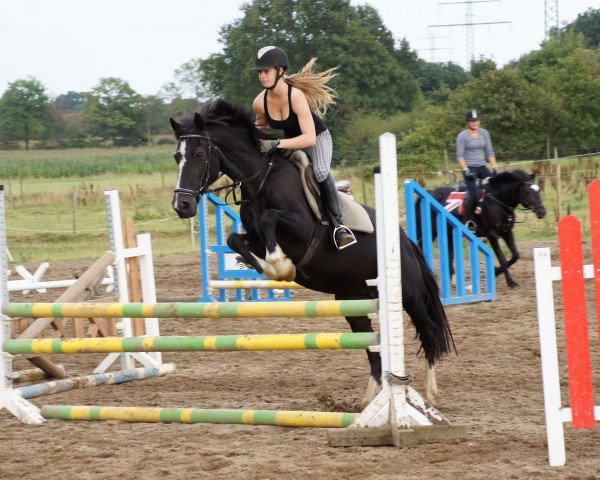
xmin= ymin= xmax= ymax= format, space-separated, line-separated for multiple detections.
xmin=333 ymin=225 xmax=357 ymax=250
xmin=464 ymin=220 xmax=477 ymax=232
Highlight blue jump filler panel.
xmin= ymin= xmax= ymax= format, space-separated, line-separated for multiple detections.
xmin=197 ymin=193 xmax=293 ymax=302
xmin=404 ymin=179 xmax=496 ymax=305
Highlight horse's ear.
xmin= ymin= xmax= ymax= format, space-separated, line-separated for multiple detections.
xmin=169 ymin=117 xmax=181 ymax=137
xmin=193 ymin=112 xmax=205 ymax=132
xmin=530 ymin=172 xmax=536 ymax=182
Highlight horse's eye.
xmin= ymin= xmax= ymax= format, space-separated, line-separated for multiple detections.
xmin=197 ymin=151 xmax=204 ymax=157
xmin=173 ymin=152 xmax=182 ymax=163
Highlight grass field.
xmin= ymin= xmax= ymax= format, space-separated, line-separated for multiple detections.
xmin=1 ymin=145 xmax=598 ymax=264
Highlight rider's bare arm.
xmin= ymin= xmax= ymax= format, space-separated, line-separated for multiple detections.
xmin=252 ymin=93 xmax=269 ymax=130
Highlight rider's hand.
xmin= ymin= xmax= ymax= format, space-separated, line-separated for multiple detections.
xmin=492 ymin=166 xmax=499 ymax=175
xmin=258 ymin=139 xmax=280 ymax=154
xmin=462 ymin=168 xmax=475 ymax=181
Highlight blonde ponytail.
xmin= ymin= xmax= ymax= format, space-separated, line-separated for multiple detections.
xmin=285 ymin=58 xmax=337 ymax=116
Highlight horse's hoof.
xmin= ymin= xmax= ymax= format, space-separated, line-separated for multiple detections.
xmin=508 ymin=281 xmax=519 ymax=288
xmin=360 ymin=376 xmax=381 ymax=409
xmin=281 ymin=266 xmax=296 ymax=282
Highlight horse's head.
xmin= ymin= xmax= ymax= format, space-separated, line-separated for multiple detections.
xmin=516 ymin=172 xmax=546 ymax=219
xmin=169 ymin=113 xmax=222 ymax=218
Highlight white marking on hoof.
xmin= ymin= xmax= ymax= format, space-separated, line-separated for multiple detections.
xmin=265 ymin=245 xmax=296 ymax=281
xmin=250 ymin=253 xmax=278 ymax=279
xmin=360 ymin=375 xmax=381 ymax=409
xmin=424 ymin=361 xmax=438 ymax=404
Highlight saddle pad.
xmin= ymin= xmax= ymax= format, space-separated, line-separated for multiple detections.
xmin=445 ymin=191 xmax=466 ymax=214
xmin=289 ymin=151 xmax=374 ymax=233
xmin=339 ymin=192 xmax=374 ymax=233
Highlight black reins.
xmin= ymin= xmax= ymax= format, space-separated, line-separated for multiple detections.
xmin=173 ymin=133 xmax=273 ymax=206
xmin=484 ymin=181 xmax=544 ymax=223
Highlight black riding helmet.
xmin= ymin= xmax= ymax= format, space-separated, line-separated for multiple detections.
xmin=254 ymin=46 xmax=289 ymax=71
xmin=465 ymin=109 xmax=481 ymax=121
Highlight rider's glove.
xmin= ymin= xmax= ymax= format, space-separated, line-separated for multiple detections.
xmin=462 ymin=168 xmax=475 ymax=181
xmin=258 ymin=139 xmax=280 ymax=154
xmin=492 ymin=166 xmax=499 ymax=175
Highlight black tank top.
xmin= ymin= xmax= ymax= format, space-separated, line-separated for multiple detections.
xmin=264 ymin=83 xmax=327 ymax=138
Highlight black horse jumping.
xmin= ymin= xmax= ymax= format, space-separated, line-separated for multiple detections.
xmin=421 ymin=170 xmax=546 ymax=288
xmin=169 ymin=99 xmax=454 ymax=402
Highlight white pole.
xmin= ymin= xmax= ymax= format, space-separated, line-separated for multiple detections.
xmin=104 ymin=190 xmax=134 ymax=370
xmin=0 ymin=185 xmax=45 ymax=424
xmin=378 ymin=133 xmax=410 ymax=430
xmin=534 ymin=247 xmax=566 ymax=466
xmin=137 ymin=233 xmax=161 ymax=363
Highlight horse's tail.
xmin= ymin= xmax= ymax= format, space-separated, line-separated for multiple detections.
xmin=407 ymin=238 xmax=456 ymax=366
xmin=414 ymin=197 xmax=423 ymax=248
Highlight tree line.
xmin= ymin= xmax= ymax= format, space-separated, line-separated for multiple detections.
xmin=0 ymin=77 xmax=201 ymax=150
xmin=0 ymin=1 xmax=598 ymax=168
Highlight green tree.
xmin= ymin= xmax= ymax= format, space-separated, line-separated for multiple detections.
xmin=564 ymin=7 xmax=600 ymax=47
xmin=181 ymin=0 xmax=418 ymax=124
xmin=140 ymin=95 xmax=168 ymax=143
xmin=400 ymin=68 xmax=563 ymax=160
xmin=417 ymin=61 xmax=468 ymax=94
xmin=54 ymin=91 xmax=86 ymax=112
xmin=83 ymin=77 xmax=147 ymax=146
xmin=394 ymin=38 xmax=421 ymax=77
xmin=0 ymin=77 xmax=52 ymax=150
xmin=469 ymin=56 xmax=497 ymax=79
xmin=401 ymin=29 xmax=600 ymax=161
xmin=336 ymin=110 xmax=415 ymax=165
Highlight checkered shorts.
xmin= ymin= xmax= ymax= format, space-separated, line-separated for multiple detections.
xmin=303 ymin=130 xmax=332 ymax=183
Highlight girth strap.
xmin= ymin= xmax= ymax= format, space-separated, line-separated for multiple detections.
xmin=297 ymin=223 xmax=329 ymax=269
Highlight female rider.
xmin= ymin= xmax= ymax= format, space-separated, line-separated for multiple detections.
xmin=252 ymin=46 xmax=356 ymax=250
xmin=456 ymin=108 xmax=498 ymax=231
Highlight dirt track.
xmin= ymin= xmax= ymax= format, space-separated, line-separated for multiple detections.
xmin=2 ymin=241 xmax=599 ymax=480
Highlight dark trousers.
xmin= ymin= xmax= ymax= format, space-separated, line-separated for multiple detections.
xmin=464 ymin=165 xmax=492 ymax=218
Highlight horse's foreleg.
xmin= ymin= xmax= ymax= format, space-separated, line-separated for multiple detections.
xmin=343 ymin=313 xmax=381 ymax=408
xmin=500 ymin=230 xmax=520 ymax=270
xmin=489 ymin=234 xmax=518 ymax=288
xmin=259 ymin=209 xmax=303 ymax=282
xmin=226 ymin=233 xmax=277 ymax=278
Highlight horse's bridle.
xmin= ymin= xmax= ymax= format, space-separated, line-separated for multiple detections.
xmin=173 ymin=133 xmax=269 ymax=205
xmin=173 ymin=134 xmax=224 ymax=202
xmin=519 ymin=181 xmax=545 ymax=215
xmin=485 ymin=181 xmax=544 ymax=219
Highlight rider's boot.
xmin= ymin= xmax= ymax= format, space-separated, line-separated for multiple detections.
xmin=319 ymin=174 xmax=357 ymax=250
xmin=463 ymin=196 xmax=478 ymax=232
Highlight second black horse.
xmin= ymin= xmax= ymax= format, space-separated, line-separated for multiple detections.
xmin=421 ymin=170 xmax=546 ymax=288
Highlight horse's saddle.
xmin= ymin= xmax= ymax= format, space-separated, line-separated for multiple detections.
xmin=288 ymin=151 xmax=374 ymax=233
xmin=447 ymin=179 xmax=489 ymax=215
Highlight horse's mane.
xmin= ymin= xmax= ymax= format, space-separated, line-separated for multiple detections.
xmin=199 ymin=98 xmax=255 ymax=128
xmin=490 ymin=169 xmax=532 ymax=187
xmin=176 ymin=99 xmax=255 ymax=134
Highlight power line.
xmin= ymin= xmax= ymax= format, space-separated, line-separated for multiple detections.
xmin=544 ymin=0 xmax=559 ymax=38
xmin=428 ymin=0 xmax=511 ymax=65
xmin=416 ymin=33 xmax=452 ymax=62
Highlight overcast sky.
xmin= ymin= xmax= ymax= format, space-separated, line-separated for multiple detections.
xmin=1 ymin=1 xmax=596 ymax=98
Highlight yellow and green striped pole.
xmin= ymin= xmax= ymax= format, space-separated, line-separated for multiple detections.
xmin=2 ymin=299 xmax=377 ymax=319
xmin=208 ymin=280 xmax=304 ymax=289
xmin=3 ymin=332 xmax=379 ymax=355
xmin=41 ymin=405 xmax=358 ymax=428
